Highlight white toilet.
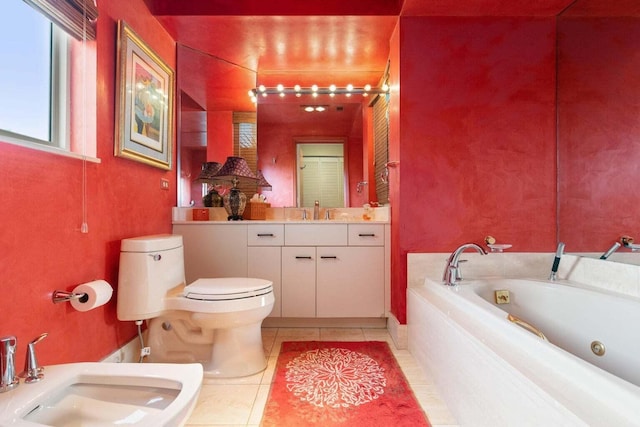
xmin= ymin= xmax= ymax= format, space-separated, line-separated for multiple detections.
xmin=117 ymin=234 xmax=274 ymax=378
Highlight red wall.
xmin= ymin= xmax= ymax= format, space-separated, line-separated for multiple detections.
xmin=0 ymin=1 xmax=176 ymax=363
xmin=390 ymin=17 xmax=558 ymax=322
xmin=558 ymin=17 xmax=640 ymax=251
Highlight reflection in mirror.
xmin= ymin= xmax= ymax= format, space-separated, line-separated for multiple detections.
xmin=557 ymin=1 xmax=640 ymax=260
xmin=297 ymin=143 xmax=345 ymax=208
xmin=176 ymin=44 xmax=256 ymax=207
xmin=257 ymin=94 xmax=372 ymax=207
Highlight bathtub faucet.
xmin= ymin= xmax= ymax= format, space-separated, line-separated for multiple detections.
xmin=443 ymin=243 xmax=487 ymax=286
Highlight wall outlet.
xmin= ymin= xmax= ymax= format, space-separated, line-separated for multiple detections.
xmin=161 ymin=178 xmax=170 ymax=190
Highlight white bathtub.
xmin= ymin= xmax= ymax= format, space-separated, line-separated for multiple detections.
xmin=408 ymin=278 xmax=640 ymax=427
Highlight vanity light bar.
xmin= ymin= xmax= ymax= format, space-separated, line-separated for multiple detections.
xmin=248 ymin=83 xmax=389 ymax=103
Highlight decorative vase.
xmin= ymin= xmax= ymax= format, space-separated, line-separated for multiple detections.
xmin=203 ymin=189 xmax=223 ymax=207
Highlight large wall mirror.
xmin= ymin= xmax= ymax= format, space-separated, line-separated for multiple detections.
xmin=173 ymin=1 xmax=640 ymax=259
xmin=557 ymin=2 xmax=640 ymax=257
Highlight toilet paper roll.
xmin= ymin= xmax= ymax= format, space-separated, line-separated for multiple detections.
xmin=70 ymin=280 xmax=113 ymax=312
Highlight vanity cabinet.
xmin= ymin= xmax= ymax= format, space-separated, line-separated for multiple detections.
xmin=247 ymin=224 xmax=283 ymax=317
xmin=172 ymin=221 xmax=388 ymax=320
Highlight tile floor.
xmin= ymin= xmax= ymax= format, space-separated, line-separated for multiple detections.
xmin=185 ymin=327 xmax=459 ymax=427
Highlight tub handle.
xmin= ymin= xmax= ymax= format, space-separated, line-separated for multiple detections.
xmin=507 ymin=314 xmax=548 ymax=342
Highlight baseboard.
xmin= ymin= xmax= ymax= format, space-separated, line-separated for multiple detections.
xmin=387 ymin=313 xmax=408 ymax=349
xmin=101 ymin=335 xmax=141 ymax=363
xmin=263 ymin=317 xmax=387 ymax=329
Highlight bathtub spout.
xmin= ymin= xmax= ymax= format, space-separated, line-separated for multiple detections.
xmin=443 ymin=243 xmax=487 ymax=286
xmin=549 ymin=242 xmax=565 ymax=281
xmin=600 ymin=242 xmax=621 ymax=260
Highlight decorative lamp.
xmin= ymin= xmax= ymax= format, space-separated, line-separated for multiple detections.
xmin=196 ymin=162 xmax=224 ymax=207
xmin=256 ymin=170 xmax=272 ymax=191
xmin=196 ymin=162 xmax=223 ymax=182
xmin=213 ymin=156 xmax=258 ymax=220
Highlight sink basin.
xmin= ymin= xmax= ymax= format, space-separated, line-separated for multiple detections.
xmin=0 ymin=362 xmax=203 ymax=427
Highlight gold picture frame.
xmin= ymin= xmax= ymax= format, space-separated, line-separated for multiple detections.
xmin=115 ymin=21 xmax=174 ymax=170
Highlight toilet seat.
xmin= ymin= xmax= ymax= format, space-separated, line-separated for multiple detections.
xmin=184 ymin=278 xmax=273 ymax=301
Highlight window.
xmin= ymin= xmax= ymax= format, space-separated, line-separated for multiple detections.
xmin=0 ymin=0 xmax=98 ymax=160
xmin=233 ymin=112 xmax=258 ymax=196
xmin=0 ymin=1 xmax=68 ymax=148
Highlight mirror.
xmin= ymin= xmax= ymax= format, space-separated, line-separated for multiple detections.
xmin=557 ymin=2 xmax=640 ymax=255
xmin=176 ymin=44 xmax=256 ymax=207
xmin=256 ymin=95 xmax=369 ymax=208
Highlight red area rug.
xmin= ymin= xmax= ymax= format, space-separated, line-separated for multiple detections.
xmin=261 ymin=341 xmax=431 ymax=427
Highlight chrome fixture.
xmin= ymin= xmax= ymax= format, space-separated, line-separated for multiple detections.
xmin=443 ymin=243 xmax=487 ymax=286
xmin=356 ymin=181 xmax=368 ymax=194
xmin=324 ymin=209 xmax=333 ymax=220
xmin=313 ymin=200 xmax=320 ymax=220
xmin=549 ymin=242 xmax=565 ymax=281
xmin=249 ymin=83 xmax=390 ymax=103
xmin=52 ymin=289 xmax=88 ymax=304
xmin=0 ymin=336 xmax=18 ymax=393
xmin=600 ymin=241 xmax=621 ymax=259
xmin=300 ymin=209 xmax=308 ymax=220
xmin=621 ymin=236 xmax=640 ymax=251
xmin=20 ymin=333 xmax=47 ymax=384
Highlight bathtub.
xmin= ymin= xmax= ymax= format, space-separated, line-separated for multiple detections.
xmin=407 ymin=278 xmax=640 ymax=427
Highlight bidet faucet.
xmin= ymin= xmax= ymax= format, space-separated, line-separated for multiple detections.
xmin=0 ymin=335 xmax=18 ymax=393
xmin=20 ymin=333 xmax=47 ymax=384
xmin=443 ymin=243 xmax=487 ymax=286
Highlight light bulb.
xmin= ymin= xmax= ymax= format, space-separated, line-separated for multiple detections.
xmin=277 ymin=84 xmax=284 ymax=92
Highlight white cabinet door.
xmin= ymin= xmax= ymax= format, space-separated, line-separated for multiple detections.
xmin=248 ymin=246 xmax=281 ymax=317
xmin=173 ymin=224 xmax=248 ymax=283
xmin=281 ymin=247 xmax=316 ymax=317
xmin=316 ymin=246 xmax=385 ymax=317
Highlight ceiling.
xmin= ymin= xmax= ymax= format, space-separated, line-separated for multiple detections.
xmin=143 ymin=0 xmax=638 ymax=114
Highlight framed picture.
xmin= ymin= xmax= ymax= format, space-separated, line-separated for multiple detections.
xmin=115 ymin=21 xmax=174 ymax=170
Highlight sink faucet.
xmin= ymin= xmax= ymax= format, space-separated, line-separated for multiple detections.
xmin=1 ymin=336 xmax=19 ymax=393
xmin=443 ymin=243 xmax=487 ymax=286
xmin=313 ymin=200 xmax=320 ymax=220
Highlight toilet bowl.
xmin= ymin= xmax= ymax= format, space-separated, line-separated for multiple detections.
xmin=117 ymin=234 xmax=274 ymax=378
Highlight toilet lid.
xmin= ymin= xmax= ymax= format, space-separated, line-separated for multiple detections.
xmin=184 ymin=278 xmax=273 ymax=301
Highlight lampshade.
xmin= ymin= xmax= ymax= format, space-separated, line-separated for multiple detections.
xmin=212 ymin=157 xmax=258 ymax=220
xmin=256 ymin=170 xmax=272 ymax=190
xmin=213 ymin=156 xmax=258 ymax=182
xmin=195 ymin=162 xmax=223 ymax=182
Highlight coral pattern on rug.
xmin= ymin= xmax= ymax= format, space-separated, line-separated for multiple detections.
xmin=285 ymin=347 xmax=387 ymax=408
xmin=261 ymin=341 xmax=431 ymax=427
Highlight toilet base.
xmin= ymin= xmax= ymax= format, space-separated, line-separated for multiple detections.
xmin=146 ymin=312 xmax=269 ymax=378
xmin=203 ymin=323 xmax=267 ymax=378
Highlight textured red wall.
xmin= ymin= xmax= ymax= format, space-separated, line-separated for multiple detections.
xmin=390 ymin=17 xmax=558 ymax=322
xmin=0 ymin=0 xmax=176 ymax=363
xmin=558 ymin=17 xmax=640 ymax=251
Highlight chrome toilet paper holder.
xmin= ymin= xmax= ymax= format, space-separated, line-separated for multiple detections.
xmin=52 ymin=290 xmax=88 ymax=304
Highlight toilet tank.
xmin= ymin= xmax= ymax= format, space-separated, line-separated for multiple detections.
xmin=117 ymin=234 xmax=186 ymax=321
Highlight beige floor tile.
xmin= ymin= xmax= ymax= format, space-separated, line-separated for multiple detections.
xmin=247 ymin=384 xmax=271 ymax=425
xmin=319 ymin=327 xmax=366 ymax=341
xmin=411 ymin=384 xmax=459 ymax=425
xmin=275 ymin=327 xmax=320 ymax=340
xmin=187 ymin=384 xmax=259 ymax=425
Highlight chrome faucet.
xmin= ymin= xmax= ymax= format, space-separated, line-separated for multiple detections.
xmin=0 ymin=336 xmax=19 ymax=393
xmin=443 ymin=243 xmax=487 ymax=286
xmin=549 ymin=242 xmax=565 ymax=281
xmin=300 ymin=209 xmax=308 ymax=220
xmin=20 ymin=333 xmax=47 ymax=383
xmin=313 ymin=200 xmax=320 ymax=220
